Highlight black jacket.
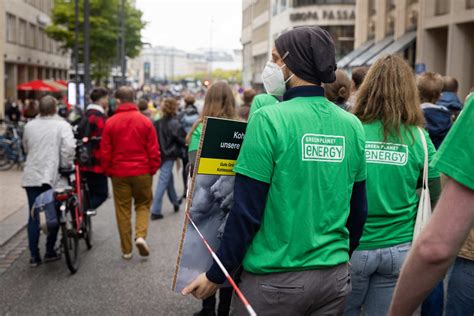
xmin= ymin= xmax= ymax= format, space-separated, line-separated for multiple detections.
xmin=154 ymin=116 xmax=186 ymax=161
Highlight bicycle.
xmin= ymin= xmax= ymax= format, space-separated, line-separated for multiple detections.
xmin=54 ymin=137 xmax=94 ymax=274
xmin=0 ymin=121 xmax=26 ymax=171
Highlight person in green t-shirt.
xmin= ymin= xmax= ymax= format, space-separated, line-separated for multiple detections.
xmin=389 ymin=94 xmax=474 ymax=316
xmin=185 ymin=81 xmax=237 ymax=316
xmin=343 ymin=55 xmax=442 ymax=316
xmin=247 ymin=93 xmax=279 ymax=119
xmin=183 ymin=26 xmax=368 ymax=316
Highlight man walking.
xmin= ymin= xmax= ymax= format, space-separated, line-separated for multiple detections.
xmin=101 ymin=86 xmax=161 ymax=259
xmin=22 ymin=95 xmax=76 ymax=267
xmin=77 ymin=87 xmax=109 ymax=214
xmin=183 ymin=26 xmax=368 ymax=315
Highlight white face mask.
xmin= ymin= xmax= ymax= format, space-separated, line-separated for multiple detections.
xmin=261 ymin=61 xmax=295 ymax=96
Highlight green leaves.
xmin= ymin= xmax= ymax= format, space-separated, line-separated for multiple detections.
xmin=47 ymin=0 xmax=145 ymax=83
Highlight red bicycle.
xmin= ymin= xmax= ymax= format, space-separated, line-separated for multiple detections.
xmin=54 ymin=137 xmax=94 ymax=274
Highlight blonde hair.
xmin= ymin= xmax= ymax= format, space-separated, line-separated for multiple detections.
xmin=186 ymin=81 xmax=236 ymax=144
xmin=353 ymin=55 xmax=425 ymax=141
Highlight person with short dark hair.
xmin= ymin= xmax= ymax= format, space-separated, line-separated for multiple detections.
xmin=22 ymin=95 xmax=76 ymax=267
xmin=101 ymin=86 xmax=161 ymax=259
xmin=77 ymin=87 xmax=110 ymax=214
xmin=417 ymin=72 xmax=452 ymax=149
xmin=437 ymin=75 xmax=463 ymax=116
xmin=138 ymin=98 xmax=153 ymax=121
xmin=347 ymin=66 xmax=369 ymax=109
xmin=237 ymin=89 xmax=256 ymax=121
xmin=150 ymin=98 xmax=186 ymax=220
xmin=324 ymin=69 xmax=352 ymax=110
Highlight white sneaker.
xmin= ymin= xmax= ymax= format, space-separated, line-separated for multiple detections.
xmin=135 ymin=237 xmax=150 ymax=257
xmin=122 ymin=252 xmax=133 ymax=260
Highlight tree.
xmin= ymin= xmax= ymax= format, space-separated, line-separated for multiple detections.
xmin=46 ymin=0 xmax=146 ymax=84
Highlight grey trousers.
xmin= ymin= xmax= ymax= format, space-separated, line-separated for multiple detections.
xmin=230 ymin=263 xmax=351 ymax=316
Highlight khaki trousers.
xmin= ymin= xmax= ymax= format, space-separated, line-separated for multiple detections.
xmin=111 ymin=174 xmax=152 ymax=254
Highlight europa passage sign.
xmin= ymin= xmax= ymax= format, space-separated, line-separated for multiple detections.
xmin=197 ymin=118 xmax=246 ymax=175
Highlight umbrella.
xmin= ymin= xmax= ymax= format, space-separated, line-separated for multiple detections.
xmin=56 ymin=80 xmax=68 ymax=87
xmin=44 ymin=80 xmax=67 ymax=91
xmin=17 ymin=80 xmax=60 ymax=92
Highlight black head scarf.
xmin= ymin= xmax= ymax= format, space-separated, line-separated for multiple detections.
xmin=275 ymin=26 xmax=337 ymax=84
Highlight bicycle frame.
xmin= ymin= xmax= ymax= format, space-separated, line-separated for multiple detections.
xmin=74 ymin=163 xmax=84 ymax=232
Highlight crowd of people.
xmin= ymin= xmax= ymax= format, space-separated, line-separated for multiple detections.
xmin=6 ymin=24 xmax=474 ymax=316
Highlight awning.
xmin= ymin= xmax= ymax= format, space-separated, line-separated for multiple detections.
xmin=337 ymin=40 xmax=375 ymax=69
xmin=56 ymin=80 xmax=68 ymax=87
xmin=17 ymin=80 xmax=60 ymax=92
xmin=367 ymin=31 xmax=417 ymax=65
xmin=349 ymin=36 xmax=394 ymax=68
xmin=44 ymin=80 xmax=67 ymax=91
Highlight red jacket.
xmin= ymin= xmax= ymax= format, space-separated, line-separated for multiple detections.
xmin=100 ymin=103 xmax=161 ymax=177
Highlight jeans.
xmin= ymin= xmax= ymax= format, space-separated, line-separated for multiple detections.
xmin=151 ymin=159 xmax=178 ymax=215
xmin=446 ymin=257 xmax=474 ymax=315
xmin=421 ymin=281 xmax=444 ymax=316
xmin=344 ymin=242 xmax=411 ymax=316
xmin=82 ymin=171 xmax=108 ymax=210
xmin=25 ymin=184 xmax=59 ymax=260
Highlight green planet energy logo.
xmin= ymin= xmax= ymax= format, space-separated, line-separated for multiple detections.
xmin=302 ymin=134 xmax=345 ymax=162
xmin=365 ymin=141 xmax=408 ymax=166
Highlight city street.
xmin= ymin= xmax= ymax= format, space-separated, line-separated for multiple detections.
xmin=0 ymin=173 xmax=201 ymax=315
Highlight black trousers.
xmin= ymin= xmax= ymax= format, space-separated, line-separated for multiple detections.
xmin=82 ymin=171 xmax=108 ymax=210
xmin=202 ymin=287 xmax=233 ymax=316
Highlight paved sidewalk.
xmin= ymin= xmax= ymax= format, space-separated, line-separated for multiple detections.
xmin=0 ymin=169 xmax=27 ymax=246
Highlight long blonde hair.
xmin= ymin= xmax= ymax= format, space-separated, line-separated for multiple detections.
xmin=186 ymin=81 xmax=236 ymax=144
xmin=353 ymin=55 xmax=425 ymax=141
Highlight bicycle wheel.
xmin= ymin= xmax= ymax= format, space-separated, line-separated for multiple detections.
xmin=61 ymin=214 xmax=79 ymax=274
xmin=0 ymin=141 xmax=14 ymax=171
xmin=83 ymin=213 xmax=93 ymax=250
xmin=81 ymin=183 xmax=93 ymax=249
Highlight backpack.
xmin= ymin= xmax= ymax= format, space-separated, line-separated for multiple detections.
xmin=31 ymin=189 xmax=58 ymax=234
xmin=75 ymin=113 xmax=94 ymax=166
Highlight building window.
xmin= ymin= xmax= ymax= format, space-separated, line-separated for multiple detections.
xmin=369 ymin=0 xmax=376 ymax=16
xmin=387 ymin=0 xmax=396 ymax=10
xmin=467 ymin=0 xmax=474 ymax=9
xmin=435 ymin=0 xmax=450 ymax=15
xmin=19 ymin=19 xmax=27 ymax=46
xmin=6 ymin=13 xmax=17 ymax=43
xmin=28 ymin=23 xmax=37 ymax=48
xmin=273 ymin=0 xmax=278 ymax=16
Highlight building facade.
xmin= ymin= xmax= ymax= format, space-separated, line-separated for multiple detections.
xmin=241 ymin=0 xmax=356 ymax=88
xmin=134 ymin=47 xmax=242 ymax=86
xmin=338 ymin=0 xmax=419 ymax=70
xmin=1 ymin=0 xmax=69 ymax=105
xmin=417 ymin=0 xmax=474 ymax=99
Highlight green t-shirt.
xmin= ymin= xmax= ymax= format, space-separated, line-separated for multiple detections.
xmin=358 ymin=121 xmax=439 ymax=250
xmin=432 ymin=95 xmax=474 ymax=189
xmin=248 ymin=94 xmax=279 ymax=119
xmin=188 ymin=123 xmax=203 ymax=152
xmin=235 ymin=96 xmax=367 ymax=274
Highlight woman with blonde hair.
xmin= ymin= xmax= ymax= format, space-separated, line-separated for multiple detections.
xmin=187 ymin=81 xmax=236 ymax=316
xmin=150 ymin=98 xmax=186 ymax=220
xmin=344 ymin=55 xmax=442 ymax=315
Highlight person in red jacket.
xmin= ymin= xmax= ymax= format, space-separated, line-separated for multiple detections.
xmin=101 ymin=86 xmax=161 ymax=260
